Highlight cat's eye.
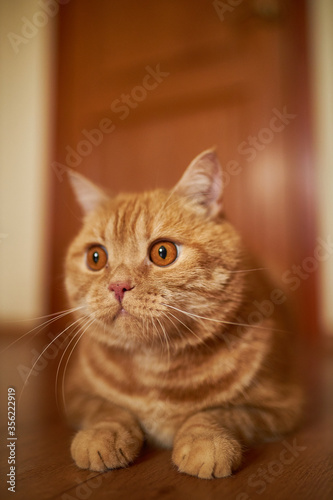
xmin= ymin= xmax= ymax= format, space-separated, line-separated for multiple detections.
xmin=86 ymin=245 xmax=108 ymax=271
xmin=150 ymin=241 xmax=178 ymax=267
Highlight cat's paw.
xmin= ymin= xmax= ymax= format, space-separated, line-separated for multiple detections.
xmin=172 ymin=431 xmax=242 ymax=479
xmin=71 ymin=423 xmax=144 ymax=472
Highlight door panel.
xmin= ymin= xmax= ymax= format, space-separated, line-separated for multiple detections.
xmin=50 ymin=0 xmax=318 ymax=338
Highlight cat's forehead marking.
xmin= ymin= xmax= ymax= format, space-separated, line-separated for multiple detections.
xmin=104 ymin=194 xmax=153 ymax=244
xmin=99 ymin=190 xmax=188 ymax=253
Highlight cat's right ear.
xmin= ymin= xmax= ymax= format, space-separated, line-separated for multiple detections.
xmin=174 ymin=149 xmax=224 ymax=217
xmin=67 ymin=169 xmax=109 ymax=214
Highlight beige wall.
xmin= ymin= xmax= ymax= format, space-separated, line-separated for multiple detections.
xmin=309 ymin=0 xmax=333 ymax=335
xmin=0 ymin=0 xmax=332 ymax=334
xmin=0 ymin=0 xmax=56 ymax=321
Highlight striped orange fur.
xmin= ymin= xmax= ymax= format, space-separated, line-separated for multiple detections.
xmin=64 ymin=150 xmax=303 ymax=478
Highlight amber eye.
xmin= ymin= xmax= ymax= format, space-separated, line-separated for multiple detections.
xmin=150 ymin=241 xmax=178 ymax=267
xmin=86 ymin=245 xmax=108 ymax=271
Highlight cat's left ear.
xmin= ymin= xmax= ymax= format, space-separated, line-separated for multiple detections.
xmin=67 ymin=169 xmax=109 ymax=214
xmin=174 ymin=149 xmax=223 ymax=217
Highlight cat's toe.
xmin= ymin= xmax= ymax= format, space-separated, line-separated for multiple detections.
xmin=172 ymin=433 xmax=242 ymax=479
xmin=71 ymin=425 xmax=143 ymax=472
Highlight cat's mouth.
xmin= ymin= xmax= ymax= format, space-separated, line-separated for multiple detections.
xmin=113 ymin=307 xmax=132 ymax=321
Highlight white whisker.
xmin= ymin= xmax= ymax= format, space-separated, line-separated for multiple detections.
xmin=156 ymin=316 xmax=171 ymax=367
xmin=165 ymin=311 xmax=200 ymax=342
xmin=18 ymin=315 xmax=85 ymax=406
xmin=55 ymin=315 xmax=89 ymax=412
xmin=159 ymin=311 xmax=181 ymax=337
xmin=164 ymin=310 xmax=216 ymax=352
xmin=1 ymin=306 xmax=84 ymax=353
xmin=5 ymin=306 xmax=84 ymax=323
xmin=227 ymin=268 xmax=268 ymax=274
xmin=151 ymin=316 xmax=165 ymax=352
xmin=61 ymin=317 xmax=96 ymax=416
xmin=162 ymin=303 xmax=288 ymax=333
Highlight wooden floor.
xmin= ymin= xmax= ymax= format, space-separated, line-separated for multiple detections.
xmin=0 ymin=326 xmax=332 ymax=500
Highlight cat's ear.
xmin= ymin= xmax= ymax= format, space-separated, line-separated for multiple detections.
xmin=174 ymin=149 xmax=223 ymax=217
xmin=67 ymin=169 xmax=109 ymax=214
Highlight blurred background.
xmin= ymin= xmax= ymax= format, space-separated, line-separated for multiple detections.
xmin=0 ymin=0 xmax=332 ymax=341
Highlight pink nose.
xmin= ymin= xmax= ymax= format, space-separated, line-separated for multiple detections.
xmin=108 ymin=282 xmax=133 ymax=303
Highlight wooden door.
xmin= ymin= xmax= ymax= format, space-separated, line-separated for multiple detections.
xmin=50 ymin=0 xmax=318 ymax=339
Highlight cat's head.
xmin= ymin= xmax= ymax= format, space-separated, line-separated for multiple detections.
xmin=65 ymin=150 xmax=245 ymax=351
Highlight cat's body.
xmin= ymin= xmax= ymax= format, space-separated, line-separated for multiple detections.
xmin=64 ymin=150 xmax=302 ymax=478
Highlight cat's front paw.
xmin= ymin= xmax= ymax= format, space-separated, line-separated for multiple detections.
xmin=71 ymin=423 xmax=144 ymax=472
xmin=172 ymin=430 xmax=242 ymax=479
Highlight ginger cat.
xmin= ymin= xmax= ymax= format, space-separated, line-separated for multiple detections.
xmin=64 ymin=150 xmax=302 ymax=479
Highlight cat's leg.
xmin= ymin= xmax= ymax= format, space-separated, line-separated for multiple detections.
xmin=172 ymin=404 xmax=301 ymax=479
xmin=68 ymin=394 xmax=144 ymax=472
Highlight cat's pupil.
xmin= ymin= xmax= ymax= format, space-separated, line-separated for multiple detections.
xmin=158 ymin=246 xmax=167 ymax=259
xmin=93 ymin=251 xmax=99 ymax=264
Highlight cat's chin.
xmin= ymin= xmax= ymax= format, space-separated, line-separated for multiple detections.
xmin=90 ymin=313 xmax=154 ymax=351
xmin=88 ymin=303 xmax=137 ymax=326
xmin=97 ymin=307 xmax=141 ymax=333
xmin=113 ymin=307 xmax=130 ymax=320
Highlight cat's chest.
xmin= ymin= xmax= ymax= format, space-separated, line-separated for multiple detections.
xmin=82 ymin=341 xmax=250 ymax=445
xmin=84 ymin=344 xmax=201 ymax=404
xmin=81 ymin=331 xmax=270 ymax=447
